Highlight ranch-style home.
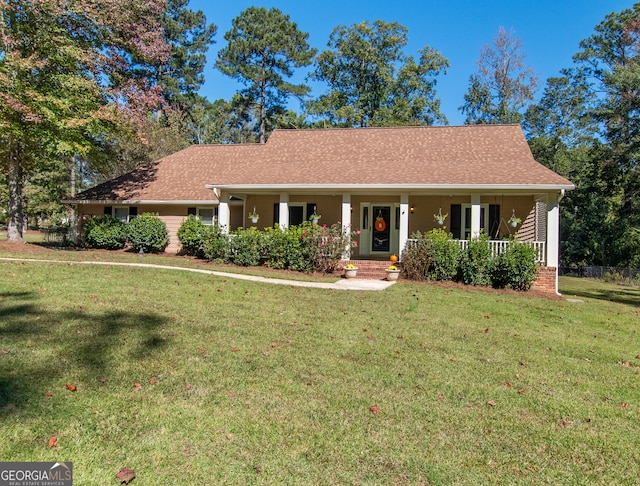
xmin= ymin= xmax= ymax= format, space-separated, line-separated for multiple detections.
xmin=66 ymin=125 xmax=574 ymax=293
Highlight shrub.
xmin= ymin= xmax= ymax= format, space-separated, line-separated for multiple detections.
xmin=82 ymin=215 xmax=127 ymax=250
xmin=177 ymin=215 xmax=207 ymax=257
xmin=228 ymin=227 xmax=267 ymax=266
xmin=126 ymin=213 xmax=168 ymax=253
xmin=425 ymin=228 xmax=461 ymax=280
xmin=263 ymin=225 xmax=313 ymax=272
xmin=458 ymin=231 xmax=493 ymax=286
xmin=201 ymin=224 xmax=229 ymax=262
xmin=401 ymin=231 xmax=432 ymax=281
xmin=491 ymin=238 xmax=540 ymax=290
xmin=300 ymin=222 xmax=360 ymax=274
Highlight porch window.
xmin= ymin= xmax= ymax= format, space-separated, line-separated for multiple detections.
xmin=450 ymin=204 xmax=500 ymax=239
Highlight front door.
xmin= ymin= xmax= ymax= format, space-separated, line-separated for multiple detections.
xmin=359 ymin=203 xmax=398 ymax=256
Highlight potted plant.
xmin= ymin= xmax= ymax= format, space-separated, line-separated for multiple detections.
xmin=508 ymin=211 xmax=521 ymax=228
xmin=248 ymin=206 xmax=259 ymax=224
xmin=386 ymin=264 xmax=401 ymax=281
xmin=434 ymin=208 xmax=448 ymax=225
xmin=309 ymin=207 xmax=321 ymax=224
xmin=344 ymin=263 xmax=358 ymax=279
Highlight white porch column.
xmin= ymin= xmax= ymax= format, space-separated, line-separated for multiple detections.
xmin=279 ymin=193 xmax=289 ymax=230
xmin=341 ymin=193 xmax=351 ymax=229
xmin=399 ymin=192 xmax=409 ymax=256
xmin=547 ymin=192 xmax=561 ymax=293
xmin=471 ymin=193 xmax=481 ymax=239
xmin=217 ymin=191 xmax=230 ymax=233
xmin=342 ymin=193 xmax=352 ymax=260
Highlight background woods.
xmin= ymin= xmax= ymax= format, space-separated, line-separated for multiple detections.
xmin=1 ymin=2 xmax=639 ymax=269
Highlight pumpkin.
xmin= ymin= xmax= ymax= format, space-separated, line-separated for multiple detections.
xmin=374 ymin=218 xmax=386 ymax=232
xmin=390 ymin=254 xmax=398 ymax=262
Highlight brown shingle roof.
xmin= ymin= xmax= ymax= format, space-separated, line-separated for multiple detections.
xmin=71 ymin=125 xmax=573 ymax=202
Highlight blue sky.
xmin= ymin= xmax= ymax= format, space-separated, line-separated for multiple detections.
xmin=188 ymin=1 xmax=632 ymax=125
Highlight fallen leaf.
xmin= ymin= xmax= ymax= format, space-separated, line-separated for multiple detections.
xmin=116 ymin=467 xmax=136 ymax=484
xmin=518 ymin=389 xmax=527 ymax=395
xmin=466 ymin=402 xmax=474 ymax=408
xmin=271 ymin=342 xmax=277 ymax=348
xmin=487 ymin=400 xmax=497 ymax=407
xmin=231 ymin=347 xmax=240 ymax=352
xmin=1 ymin=348 xmax=9 ymax=354
xmin=48 ymin=436 xmax=58 ymax=448
xmin=65 ymin=383 xmax=77 ymax=392
xmin=98 ymin=377 xmax=107 ymax=383
xmin=149 ymin=378 xmax=158 ymax=385
xmin=559 ymin=418 xmax=570 ymax=427
xmin=483 ymin=327 xmax=490 ymax=333
xmin=450 ymin=356 xmax=456 ymax=362
xmin=438 ymin=393 xmax=444 ymax=400
xmin=370 ymin=405 xmax=379 ymax=414
xmin=620 ymin=402 xmax=629 ymax=409
xmin=636 ymin=355 xmax=640 ymax=359
xmin=505 ymin=382 xmax=512 ymax=388
xmin=44 ymin=392 xmax=53 ymax=397
xmin=134 ymin=382 xmax=142 ymax=390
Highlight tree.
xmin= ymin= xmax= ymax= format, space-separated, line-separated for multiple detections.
xmin=308 ymin=20 xmax=449 ymax=127
xmin=0 ymin=0 xmax=169 ymax=241
xmin=461 ymin=27 xmax=537 ymax=124
xmin=215 ymin=7 xmax=316 ymax=143
xmin=571 ymin=4 xmax=640 ymax=266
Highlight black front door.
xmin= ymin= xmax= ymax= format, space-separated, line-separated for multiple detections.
xmin=372 ymin=206 xmax=390 ymax=252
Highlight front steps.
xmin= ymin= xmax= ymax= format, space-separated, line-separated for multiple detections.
xmin=346 ymin=260 xmax=398 ymax=280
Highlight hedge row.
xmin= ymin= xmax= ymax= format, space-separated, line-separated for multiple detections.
xmin=82 ymin=213 xmax=168 ymax=253
xmin=401 ymin=229 xmax=540 ymax=291
xmin=177 ymin=216 xmax=359 ymax=273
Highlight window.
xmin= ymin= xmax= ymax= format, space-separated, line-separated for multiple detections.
xmin=108 ymin=206 xmax=137 ymax=223
xmin=188 ymin=207 xmax=216 ymax=225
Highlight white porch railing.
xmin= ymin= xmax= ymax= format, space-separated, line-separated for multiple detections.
xmin=405 ymin=239 xmax=546 ymax=264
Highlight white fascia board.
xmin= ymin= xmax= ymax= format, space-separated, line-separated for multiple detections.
xmin=205 ymin=183 xmax=575 ymax=192
xmin=62 ymin=199 xmax=219 ymax=205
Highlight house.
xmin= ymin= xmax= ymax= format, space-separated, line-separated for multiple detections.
xmin=66 ymin=125 xmax=574 ymax=293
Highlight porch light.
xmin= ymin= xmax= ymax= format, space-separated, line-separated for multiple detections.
xmin=410 ymin=205 xmax=415 ymax=214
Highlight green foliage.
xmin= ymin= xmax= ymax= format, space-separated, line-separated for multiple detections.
xmin=82 ymin=215 xmax=127 ymax=250
xmin=263 ymin=225 xmax=313 ymax=272
xmin=126 ymin=213 xmax=169 ymax=253
xmin=177 ymin=215 xmax=207 ymax=257
xmin=425 ymin=228 xmax=461 ymax=281
xmin=215 ymin=6 xmax=316 ymax=143
xmin=300 ymin=222 xmax=360 ymax=274
xmin=400 ymin=231 xmax=432 ymax=281
xmin=458 ymin=232 xmax=493 ymax=286
xmin=491 ymin=238 xmax=540 ymax=290
xmin=228 ymin=227 xmax=268 ymax=266
xmin=201 ymin=224 xmax=228 ymax=262
xmin=308 ymin=20 xmax=448 ymax=127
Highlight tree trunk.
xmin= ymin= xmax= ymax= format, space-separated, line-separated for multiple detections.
xmin=7 ymin=135 xmax=25 ymax=242
xmin=69 ymin=156 xmax=78 ymax=242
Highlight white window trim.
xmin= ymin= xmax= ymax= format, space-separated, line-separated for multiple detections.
xmin=461 ymin=204 xmax=488 ymax=240
xmin=113 ymin=206 xmax=131 ymax=223
xmin=196 ymin=207 xmax=216 ymax=226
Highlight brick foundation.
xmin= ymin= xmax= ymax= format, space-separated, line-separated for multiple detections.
xmin=532 ymin=266 xmax=557 ymax=293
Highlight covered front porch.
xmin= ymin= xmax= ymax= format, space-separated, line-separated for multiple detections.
xmin=212 ymin=188 xmax=564 ymax=292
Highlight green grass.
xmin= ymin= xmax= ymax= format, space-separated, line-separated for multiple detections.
xmin=1 ymin=250 xmax=639 ymax=485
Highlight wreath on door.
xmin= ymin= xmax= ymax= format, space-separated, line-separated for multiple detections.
xmin=374 ymin=212 xmax=386 ymax=232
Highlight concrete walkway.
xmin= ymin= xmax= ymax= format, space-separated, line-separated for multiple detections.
xmin=0 ymin=257 xmax=396 ymax=291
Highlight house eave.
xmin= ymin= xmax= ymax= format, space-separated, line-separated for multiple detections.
xmin=62 ymin=199 xmax=219 ymax=205
xmin=205 ymin=183 xmax=575 ymax=193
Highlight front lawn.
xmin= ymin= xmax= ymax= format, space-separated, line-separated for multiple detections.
xmin=1 ymin=253 xmax=638 ymax=484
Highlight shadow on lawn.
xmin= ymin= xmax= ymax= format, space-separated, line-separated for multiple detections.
xmin=564 ymin=284 xmax=640 ymax=308
xmin=0 ymin=291 xmax=172 ymax=414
